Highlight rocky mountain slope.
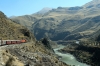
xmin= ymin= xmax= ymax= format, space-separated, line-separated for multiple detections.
xmin=0 ymin=11 xmax=69 ymax=66
xmin=11 ymin=0 xmax=100 ymax=41
xmin=11 ymin=7 xmax=52 ymax=30
xmin=0 ymin=11 xmax=34 ymax=41
xmin=35 ymin=7 xmax=52 ymax=14
xmin=11 ymin=15 xmax=37 ymax=30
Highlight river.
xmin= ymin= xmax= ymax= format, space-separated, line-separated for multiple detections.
xmin=54 ymin=45 xmax=90 ymax=66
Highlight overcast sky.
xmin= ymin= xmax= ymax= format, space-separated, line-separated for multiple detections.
xmin=0 ymin=0 xmax=92 ymax=17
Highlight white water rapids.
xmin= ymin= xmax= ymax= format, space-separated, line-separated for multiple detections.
xmin=54 ymin=45 xmax=90 ymax=66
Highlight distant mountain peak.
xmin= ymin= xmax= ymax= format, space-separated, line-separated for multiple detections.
xmin=93 ymin=0 xmax=100 ymax=1
xmin=83 ymin=0 xmax=100 ymax=8
xmin=42 ymin=7 xmax=52 ymax=10
xmin=9 ymin=15 xmax=17 ymax=18
xmin=92 ymin=0 xmax=100 ymax=3
xmin=36 ymin=7 xmax=52 ymax=14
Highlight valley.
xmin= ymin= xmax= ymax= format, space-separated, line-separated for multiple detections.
xmin=1 ymin=0 xmax=100 ymax=66
xmin=0 ymin=11 xmax=69 ymax=66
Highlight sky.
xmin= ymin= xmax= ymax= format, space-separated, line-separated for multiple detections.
xmin=0 ymin=0 xmax=92 ymax=17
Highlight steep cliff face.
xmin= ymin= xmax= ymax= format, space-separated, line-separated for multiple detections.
xmin=0 ymin=11 xmax=69 ymax=66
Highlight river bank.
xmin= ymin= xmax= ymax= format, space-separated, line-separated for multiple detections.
xmin=59 ymin=44 xmax=100 ymax=66
xmin=54 ymin=45 xmax=90 ymax=66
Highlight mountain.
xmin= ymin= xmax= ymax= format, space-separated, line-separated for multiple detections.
xmin=83 ymin=0 xmax=100 ymax=8
xmin=36 ymin=7 xmax=52 ymax=14
xmin=10 ymin=7 xmax=52 ymax=30
xmin=31 ymin=0 xmax=100 ymax=41
xmin=8 ymin=0 xmax=100 ymax=65
xmin=0 ymin=11 xmax=34 ymax=41
xmin=11 ymin=15 xmax=37 ymax=30
xmin=11 ymin=0 xmax=100 ymax=42
xmin=0 ymin=11 xmax=69 ymax=66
